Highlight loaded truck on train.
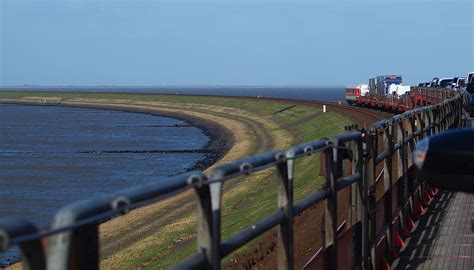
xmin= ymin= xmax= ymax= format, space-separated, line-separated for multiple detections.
xmin=346 ymin=72 xmax=474 ymax=113
xmin=346 ymin=74 xmax=403 ymax=104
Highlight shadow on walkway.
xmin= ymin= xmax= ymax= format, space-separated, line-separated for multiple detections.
xmin=394 ymin=190 xmax=474 ymax=269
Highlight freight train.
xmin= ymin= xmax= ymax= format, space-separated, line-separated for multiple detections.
xmin=346 ymin=74 xmax=457 ymax=112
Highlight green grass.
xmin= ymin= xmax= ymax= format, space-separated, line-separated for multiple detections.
xmin=1 ymin=92 xmax=353 ymax=269
xmin=0 ymin=91 xmax=291 ymax=117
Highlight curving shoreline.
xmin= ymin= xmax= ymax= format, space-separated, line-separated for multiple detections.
xmin=0 ymin=99 xmax=236 ymax=268
xmin=0 ymin=98 xmax=235 ymax=174
xmin=57 ymin=102 xmax=235 ymax=173
xmin=0 ymin=95 xmax=282 ymax=269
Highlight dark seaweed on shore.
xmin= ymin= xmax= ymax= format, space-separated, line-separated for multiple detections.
xmin=185 ymin=119 xmax=232 ymax=172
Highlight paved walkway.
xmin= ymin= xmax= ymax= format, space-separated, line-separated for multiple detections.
xmin=394 ymin=190 xmax=474 ymax=269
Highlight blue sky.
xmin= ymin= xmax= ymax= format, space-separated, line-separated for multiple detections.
xmin=0 ymin=0 xmax=472 ymax=86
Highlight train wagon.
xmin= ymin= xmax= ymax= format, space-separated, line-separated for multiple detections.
xmin=345 ymin=87 xmax=360 ymax=105
xmin=346 ymin=85 xmax=369 ymax=105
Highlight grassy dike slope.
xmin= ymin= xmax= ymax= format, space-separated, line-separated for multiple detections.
xmin=0 ymin=92 xmax=352 ymax=269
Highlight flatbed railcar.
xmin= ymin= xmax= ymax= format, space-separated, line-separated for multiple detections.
xmin=351 ymin=87 xmax=455 ymax=112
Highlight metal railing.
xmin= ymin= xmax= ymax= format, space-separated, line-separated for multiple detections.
xmin=0 ymin=90 xmax=463 ymax=270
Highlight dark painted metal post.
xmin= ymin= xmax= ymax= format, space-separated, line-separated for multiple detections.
xmin=347 ymin=126 xmax=356 ymax=226
xmin=19 ymin=238 xmax=46 ymax=270
xmin=276 ymin=151 xmax=294 ymax=270
xmin=72 ymin=224 xmax=100 ymax=270
xmin=195 ymin=174 xmax=221 ymax=270
xmin=361 ymin=130 xmax=371 ymax=270
xmin=424 ymin=110 xmax=431 ymax=136
xmin=440 ymin=105 xmax=447 ymax=131
xmin=428 ymin=110 xmax=435 ymax=134
xmin=397 ymin=120 xmax=407 ymax=200
xmin=382 ymin=124 xmax=394 ymax=261
xmin=324 ymin=139 xmax=340 ymax=270
xmin=210 ymin=182 xmax=223 ymax=268
xmin=351 ymin=135 xmax=364 ymax=267
xmin=368 ymin=129 xmax=378 ymax=269
xmin=433 ymin=108 xmax=440 ymax=134
xmin=48 ymin=216 xmax=99 ymax=270
xmin=0 ymin=217 xmax=46 ymax=270
xmin=417 ymin=112 xmax=425 ymax=140
xmin=458 ymin=97 xmax=463 ymax=127
xmin=350 ymin=133 xmax=363 ymax=226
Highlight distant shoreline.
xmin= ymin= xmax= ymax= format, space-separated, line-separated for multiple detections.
xmin=0 ymin=85 xmax=345 ymax=89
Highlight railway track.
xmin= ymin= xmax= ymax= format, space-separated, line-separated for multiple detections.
xmin=310 ymin=102 xmax=390 ymax=126
xmin=250 ymin=96 xmax=390 ymax=127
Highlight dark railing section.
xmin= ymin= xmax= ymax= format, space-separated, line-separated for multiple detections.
xmin=0 ymin=90 xmax=463 ymax=270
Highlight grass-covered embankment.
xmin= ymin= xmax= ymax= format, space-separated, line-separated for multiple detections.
xmin=0 ymin=91 xmax=352 ymax=269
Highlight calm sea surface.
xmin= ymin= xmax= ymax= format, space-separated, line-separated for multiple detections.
xmin=0 ymin=104 xmax=208 ymax=265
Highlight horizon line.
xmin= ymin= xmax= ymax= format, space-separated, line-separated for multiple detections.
xmin=0 ymin=84 xmax=347 ymax=88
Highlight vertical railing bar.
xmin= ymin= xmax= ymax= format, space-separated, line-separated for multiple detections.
xmin=382 ymin=124 xmax=394 ymax=262
xmin=324 ymin=139 xmax=340 ymax=270
xmin=407 ymin=116 xmax=415 ymax=199
xmin=47 ymin=212 xmax=100 ymax=270
xmin=398 ymin=120 xmax=407 ymax=201
xmin=369 ymin=129 xmax=378 ymax=270
xmin=195 ymin=174 xmax=221 ymax=270
xmin=352 ymin=134 xmax=364 ymax=267
xmin=433 ymin=108 xmax=439 ymax=134
xmin=429 ymin=110 xmax=435 ymax=134
xmin=424 ymin=110 xmax=431 ymax=137
xmin=210 ymin=182 xmax=222 ymax=269
xmin=0 ymin=218 xmax=46 ymax=270
xmin=276 ymin=151 xmax=294 ymax=270
xmin=361 ymin=130 xmax=371 ymax=270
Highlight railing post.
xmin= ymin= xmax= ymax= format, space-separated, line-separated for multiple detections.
xmin=195 ymin=174 xmax=221 ymax=270
xmin=276 ymin=151 xmax=294 ymax=270
xmin=347 ymin=126 xmax=362 ymax=227
xmin=368 ymin=129 xmax=378 ymax=269
xmin=324 ymin=138 xmax=341 ymax=270
xmin=433 ymin=107 xmax=440 ymax=134
xmin=361 ymin=130 xmax=372 ymax=270
xmin=455 ymin=97 xmax=463 ymax=127
xmin=0 ymin=217 xmax=46 ymax=270
xmin=406 ymin=116 xmax=414 ymax=170
xmin=441 ymin=104 xmax=447 ymax=131
xmin=404 ymin=113 xmax=417 ymax=218
xmin=397 ymin=120 xmax=407 ymax=200
xmin=349 ymin=130 xmax=364 ymax=267
xmin=276 ymin=150 xmax=294 ymax=270
xmin=382 ymin=123 xmax=394 ymax=261
xmin=418 ymin=109 xmax=431 ymax=204
xmin=48 ymin=216 xmax=100 ymax=270
xmin=429 ymin=109 xmax=435 ymax=134
xmin=415 ymin=112 xmax=424 ymax=141
xmin=449 ymin=101 xmax=453 ymax=127
xmin=423 ymin=110 xmax=431 ymax=136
